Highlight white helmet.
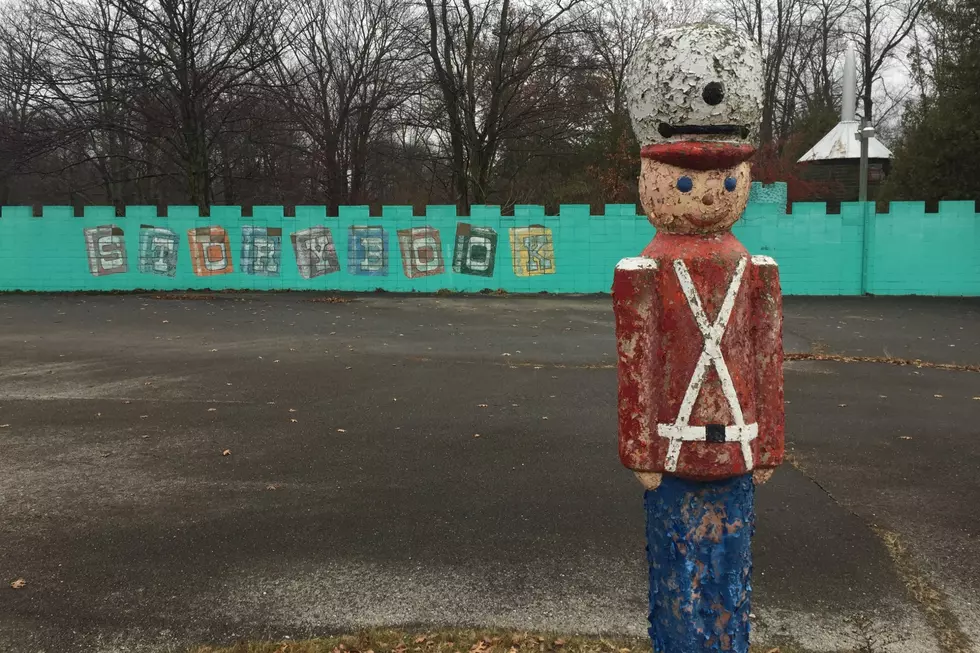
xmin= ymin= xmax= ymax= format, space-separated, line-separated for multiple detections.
xmin=626 ymin=23 xmax=764 ymax=148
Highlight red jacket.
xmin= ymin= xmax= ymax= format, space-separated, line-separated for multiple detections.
xmin=612 ymin=231 xmax=784 ymax=481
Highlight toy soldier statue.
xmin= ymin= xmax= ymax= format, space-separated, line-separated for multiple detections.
xmin=613 ymin=23 xmax=784 ymax=653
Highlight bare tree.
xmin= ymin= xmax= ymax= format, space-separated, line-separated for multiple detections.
xmin=809 ymin=0 xmax=851 ymax=109
xmin=850 ymin=0 xmax=925 ymax=122
xmin=270 ymin=0 xmax=418 ymax=210
xmin=725 ymin=0 xmax=816 ymax=144
xmin=0 ymin=0 xmax=941 ymax=206
xmin=30 ymin=0 xmax=151 ymax=204
xmin=581 ymin=0 xmax=689 ymax=122
xmin=107 ymin=0 xmax=286 ymax=207
xmin=420 ymin=0 xmax=589 ymax=212
xmin=0 ymin=1 xmax=59 ymax=202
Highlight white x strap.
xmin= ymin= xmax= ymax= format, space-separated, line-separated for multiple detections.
xmin=657 ymin=257 xmax=757 ymax=472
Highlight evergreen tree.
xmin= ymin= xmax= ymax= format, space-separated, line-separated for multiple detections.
xmin=882 ymin=0 xmax=980 ymax=201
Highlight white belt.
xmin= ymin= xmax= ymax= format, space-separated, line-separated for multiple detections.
xmin=657 ymin=424 xmax=758 ymax=441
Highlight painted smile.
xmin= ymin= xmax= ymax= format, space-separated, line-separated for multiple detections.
xmin=658 ymin=123 xmax=750 ymax=139
xmin=686 ymin=213 xmax=722 ymax=228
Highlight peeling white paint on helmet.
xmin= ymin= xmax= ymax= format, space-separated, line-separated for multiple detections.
xmin=625 ymin=23 xmax=764 ymax=147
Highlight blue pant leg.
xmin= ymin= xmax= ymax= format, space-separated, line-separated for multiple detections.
xmin=644 ymin=474 xmax=755 ymax=653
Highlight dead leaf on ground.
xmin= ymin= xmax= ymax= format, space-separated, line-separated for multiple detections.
xmin=554 ymin=640 xmax=566 ymax=647
xmin=765 ymin=648 xmax=781 ymax=653
xmin=222 ymin=449 xmax=232 ymax=456
xmin=10 ymin=579 xmax=25 ymax=589
xmin=414 ymin=637 xmax=428 ymax=644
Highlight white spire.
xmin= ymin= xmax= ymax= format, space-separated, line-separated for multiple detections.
xmin=797 ymin=41 xmax=892 ymax=162
xmin=841 ymin=42 xmax=856 ymax=122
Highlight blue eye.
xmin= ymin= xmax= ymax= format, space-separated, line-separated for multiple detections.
xmin=724 ymin=177 xmax=737 ymax=192
xmin=677 ymin=176 xmax=693 ymax=193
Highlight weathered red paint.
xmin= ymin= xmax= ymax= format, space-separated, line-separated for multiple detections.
xmin=613 ymin=229 xmax=784 ymax=481
xmin=641 ymin=142 xmax=757 ymax=170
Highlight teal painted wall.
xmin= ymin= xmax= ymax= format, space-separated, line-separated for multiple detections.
xmin=1 ymin=186 xmax=978 ymax=295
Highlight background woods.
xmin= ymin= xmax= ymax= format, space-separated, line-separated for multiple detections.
xmin=0 ymin=0 xmax=969 ymax=211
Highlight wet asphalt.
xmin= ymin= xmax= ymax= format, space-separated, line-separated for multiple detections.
xmin=0 ymin=294 xmax=978 ymax=652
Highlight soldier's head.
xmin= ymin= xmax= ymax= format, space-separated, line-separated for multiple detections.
xmin=625 ymin=23 xmax=764 ymax=235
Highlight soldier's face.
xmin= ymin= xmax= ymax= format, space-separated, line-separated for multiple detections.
xmin=639 ymin=160 xmax=751 ymax=235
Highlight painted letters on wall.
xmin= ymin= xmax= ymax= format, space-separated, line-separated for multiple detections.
xmin=292 ymin=226 xmax=340 ymax=279
xmin=348 ymin=225 xmax=389 ymax=276
xmin=242 ymin=226 xmax=282 ymax=276
xmin=452 ymin=224 xmax=497 ymax=277
xmin=81 ymin=220 xmax=557 ymax=284
xmin=84 ymin=225 xmax=128 ymax=276
xmin=510 ymin=226 xmax=556 ymax=277
xmin=188 ymin=227 xmax=233 ymax=276
xmin=138 ymin=226 xmax=179 ymax=277
xmin=397 ymin=226 xmax=444 ymax=279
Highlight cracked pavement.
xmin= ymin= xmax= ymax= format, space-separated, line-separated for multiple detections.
xmin=0 ymin=294 xmax=978 ymax=652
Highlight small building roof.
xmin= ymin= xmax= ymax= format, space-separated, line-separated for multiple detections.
xmin=797 ymin=120 xmax=892 ymax=162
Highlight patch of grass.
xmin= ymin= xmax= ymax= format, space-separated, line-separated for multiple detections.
xmin=190 ymin=630 xmax=636 ymax=653
xmin=189 ymin=628 xmax=804 ymax=653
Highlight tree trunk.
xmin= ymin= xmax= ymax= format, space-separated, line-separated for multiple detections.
xmin=862 ymin=0 xmax=874 ymax=121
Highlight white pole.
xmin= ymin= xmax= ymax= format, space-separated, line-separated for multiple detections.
xmin=859 ymin=120 xmax=870 ymax=202
xmin=841 ymin=43 xmax=856 ymax=122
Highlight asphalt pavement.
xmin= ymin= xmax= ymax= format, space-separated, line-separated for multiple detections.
xmin=0 ymin=294 xmax=978 ymax=653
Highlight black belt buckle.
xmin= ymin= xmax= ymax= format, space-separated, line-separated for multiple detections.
xmin=706 ymin=424 xmax=726 ymax=443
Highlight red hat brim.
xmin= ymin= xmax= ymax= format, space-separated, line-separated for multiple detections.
xmin=641 ymin=142 xmax=756 ymax=170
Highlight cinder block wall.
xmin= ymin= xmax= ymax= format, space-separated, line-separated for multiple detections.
xmin=0 ymin=183 xmax=977 ymax=296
